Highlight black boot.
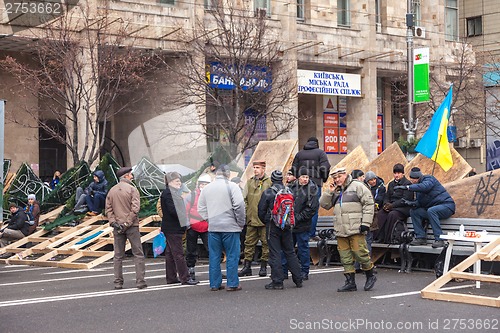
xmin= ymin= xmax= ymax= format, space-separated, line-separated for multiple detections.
xmin=259 ymin=261 xmax=267 ymax=277
xmin=337 ymin=273 xmax=357 ymax=292
xmin=364 ymin=268 xmax=377 ymax=291
xmin=238 ymin=260 xmax=252 ymax=277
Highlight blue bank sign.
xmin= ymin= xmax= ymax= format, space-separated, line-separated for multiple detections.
xmin=297 ymin=69 xmax=361 ymax=97
xmin=207 ymin=62 xmax=271 ymax=92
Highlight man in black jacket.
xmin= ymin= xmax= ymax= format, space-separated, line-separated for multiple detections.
xmin=375 ymin=163 xmax=414 ymax=243
xmin=288 ymin=168 xmax=319 ymax=280
xmin=258 ymin=170 xmax=302 ymax=290
xmin=291 ymin=137 xmax=331 ymax=240
xmin=0 ymin=203 xmax=29 ymax=247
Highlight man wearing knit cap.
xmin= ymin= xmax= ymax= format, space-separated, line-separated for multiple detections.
xmin=394 ymin=167 xmax=455 ymax=248
xmin=240 ymin=160 xmax=272 ymax=277
xmin=258 ymin=170 xmax=303 ymax=289
xmin=291 ymin=137 xmax=331 ymax=240
xmin=320 ymin=167 xmax=377 ymax=292
xmin=361 ymin=171 xmax=385 ymax=261
xmin=287 ymin=168 xmax=319 ymax=281
xmin=106 ymin=167 xmax=147 ymax=289
xmin=374 ymin=163 xmax=414 ymax=243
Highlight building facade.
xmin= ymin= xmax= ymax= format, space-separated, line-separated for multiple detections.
xmin=0 ymin=0 xmax=470 ymax=178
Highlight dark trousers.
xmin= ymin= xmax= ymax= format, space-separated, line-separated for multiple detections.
xmin=164 ymin=233 xmax=190 ymax=283
xmin=186 ymin=228 xmax=209 ymax=268
xmin=86 ymin=193 xmax=106 ymax=213
xmin=376 ymin=209 xmax=408 ymax=243
xmin=267 ymin=224 xmax=302 ymax=284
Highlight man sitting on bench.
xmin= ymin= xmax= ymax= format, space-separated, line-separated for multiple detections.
xmin=395 ymin=167 xmax=455 ymax=248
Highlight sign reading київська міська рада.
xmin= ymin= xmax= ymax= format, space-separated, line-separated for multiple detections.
xmin=297 ymin=70 xmax=361 ymax=97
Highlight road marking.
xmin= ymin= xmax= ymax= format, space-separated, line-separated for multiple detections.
xmin=371 ymin=284 xmax=476 ymax=299
xmin=0 ymin=267 xmax=343 ymax=307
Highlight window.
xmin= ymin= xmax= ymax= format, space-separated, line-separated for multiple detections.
xmin=467 ymin=16 xmax=482 ymax=37
xmin=412 ymin=0 xmax=421 ymax=26
xmin=159 ymin=0 xmax=175 ymax=5
xmin=254 ymin=0 xmax=270 ymax=17
xmin=375 ymin=0 xmax=381 ymax=25
xmin=445 ymin=0 xmax=458 ymax=41
xmin=337 ymin=0 xmax=350 ymax=27
xmin=297 ymin=0 xmax=305 ymax=20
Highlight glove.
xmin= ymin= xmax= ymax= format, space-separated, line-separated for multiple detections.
xmin=402 ymin=199 xmax=417 ymax=207
xmin=383 ymin=203 xmax=393 ymax=212
xmin=360 ymin=225 xmax=370 ymax=233
xmin=394 ymin=185 xmax=408 ymax=190
xmin=110 ymin=222 xmax=125 ymax=234
xmin=90 ymin=190 xmax=95 ymax=197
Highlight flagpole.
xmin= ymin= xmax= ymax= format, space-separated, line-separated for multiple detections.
xmin=431 ymin=134 xmax=443 ymax=176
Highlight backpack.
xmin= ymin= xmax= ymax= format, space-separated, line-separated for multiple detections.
xmin=271 ymin=186 xmax=295 ymax=230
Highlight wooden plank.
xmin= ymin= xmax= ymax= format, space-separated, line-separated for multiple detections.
xmin=364 ymin=142 xmax=407 ymax=184
xmin=406 ymin=144 xmax=471 ymax=184
xmin=3 ymin=172 xmax=16 ymax=194
xmin=450 ymin=271 xmax=500 ymax=283
xmin=445 ymin=168 xmax=500 ymax=218
xmin=242 ymin=140 xmax=298 ymax=187
xmin=422 ymin=290 xmax=500 ymax=308
xmin=38 ymin=206 xmax=65 ymax=226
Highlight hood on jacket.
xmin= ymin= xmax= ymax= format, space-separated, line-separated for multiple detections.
xmin=303 ymin=140 xmax=319 ymax=150
xmin=94 ymin=170 xmax=106 ymax=182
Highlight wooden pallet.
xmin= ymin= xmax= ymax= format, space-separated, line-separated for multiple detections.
xmin=421 ymin=237 xmax=500 ymax=308
xmin=0 ymin=213 xmax=161 ymax=269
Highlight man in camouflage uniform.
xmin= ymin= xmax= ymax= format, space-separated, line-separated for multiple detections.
xmin=239 ymin=160 xmax=272 ymax=277
xmin=320 ymin=167 xmax=377 ymax=292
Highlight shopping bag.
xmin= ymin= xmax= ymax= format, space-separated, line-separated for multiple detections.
xmin=152 ymin=231 xmax=166 ymax=258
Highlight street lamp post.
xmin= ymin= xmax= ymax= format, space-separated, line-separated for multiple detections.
xmin=403 ymin=0 xmax=417 ymax=141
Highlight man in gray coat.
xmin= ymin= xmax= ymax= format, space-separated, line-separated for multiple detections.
xmin=198 ymin=165 xmax=246 ymax=291
xmin=106 ymin=167 xmax=146 ymax=290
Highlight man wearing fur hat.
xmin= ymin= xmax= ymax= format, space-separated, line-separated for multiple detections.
xmin=291 ymin=137 xmax=331 ymax=240
xmin=395 ymin=167 xmax=455 ymax=248
xmin=375 ymin=163 xmax=414 ymax=243
xmin=240 ymin=160 xmax=272 ymax=277
xmin=320 ymin=167 xmax=377 ymax=292
xmin=106 ymin=167 xmax=147 ymax=289
xmin=0 ymin=203 xmax=29 ymax=247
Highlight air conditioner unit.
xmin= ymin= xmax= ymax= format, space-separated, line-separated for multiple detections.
xmin=255 ymin=8 xmax=268 ymax=18
xmin=469 ymin=138 xmax=483 ymax=147
xmin=454 ymin=137 xmax=467 ymax=148
xmin=414 ymin=26 xmax=426 ymax=38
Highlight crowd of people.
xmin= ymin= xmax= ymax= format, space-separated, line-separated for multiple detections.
xmin=0 ymin=138 xmax=457 ymax=293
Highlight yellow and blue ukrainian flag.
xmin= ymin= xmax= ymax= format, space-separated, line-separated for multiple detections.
xmin=415 ymin=86 xmax=454 ymax=172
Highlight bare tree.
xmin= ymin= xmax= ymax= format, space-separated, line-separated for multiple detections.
xmin=165 ymin=1 xmax=297 ymax=159
xmin=0 ymin=4 xmax=159 ymax=165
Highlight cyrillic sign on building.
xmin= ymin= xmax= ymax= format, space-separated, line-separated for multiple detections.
xmin=297 ymin=70 xmax=361 ymax=97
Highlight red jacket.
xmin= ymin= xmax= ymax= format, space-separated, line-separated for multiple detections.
xmin=185 ymin=188 xmax=208 ymax=233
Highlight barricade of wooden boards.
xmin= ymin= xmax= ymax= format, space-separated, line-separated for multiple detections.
xmin=421 ymin=237 xmax=500 ymax=308
xmin=0 ymin=207 xmax=161 ymax=269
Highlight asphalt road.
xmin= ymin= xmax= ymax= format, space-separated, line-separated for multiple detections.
xmin=0 ymin=259 xmax=498 ymax=333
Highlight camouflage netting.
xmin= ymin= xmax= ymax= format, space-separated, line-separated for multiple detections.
xmin=3 ymin=151 xmax=243 ymax=230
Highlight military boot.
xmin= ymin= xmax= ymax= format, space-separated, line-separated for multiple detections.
xmin=337 ymin=273 xmax=357 ymax=292
xmin=238 ymin=260 xmax=252 ymax=277
xmin=188 ymin=267 xmax=195 ymax=280
xmin=364 ymin=268 xmax=377 ymax=291
xmin=259 ymin=261 xmax=267 ymax=277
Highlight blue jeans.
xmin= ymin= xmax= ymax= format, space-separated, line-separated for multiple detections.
xmin=283 ymin=231 xmax=310 ymax=276
xmin=309 ymin=187 xmax=321 ymax=238
xmin=208 ymin=232 xmax=240 ymax=289
xmin=410 ymin=205 xmax=454 ymax=240
xmin=86 ymin=193 xmax=106 ymax=213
